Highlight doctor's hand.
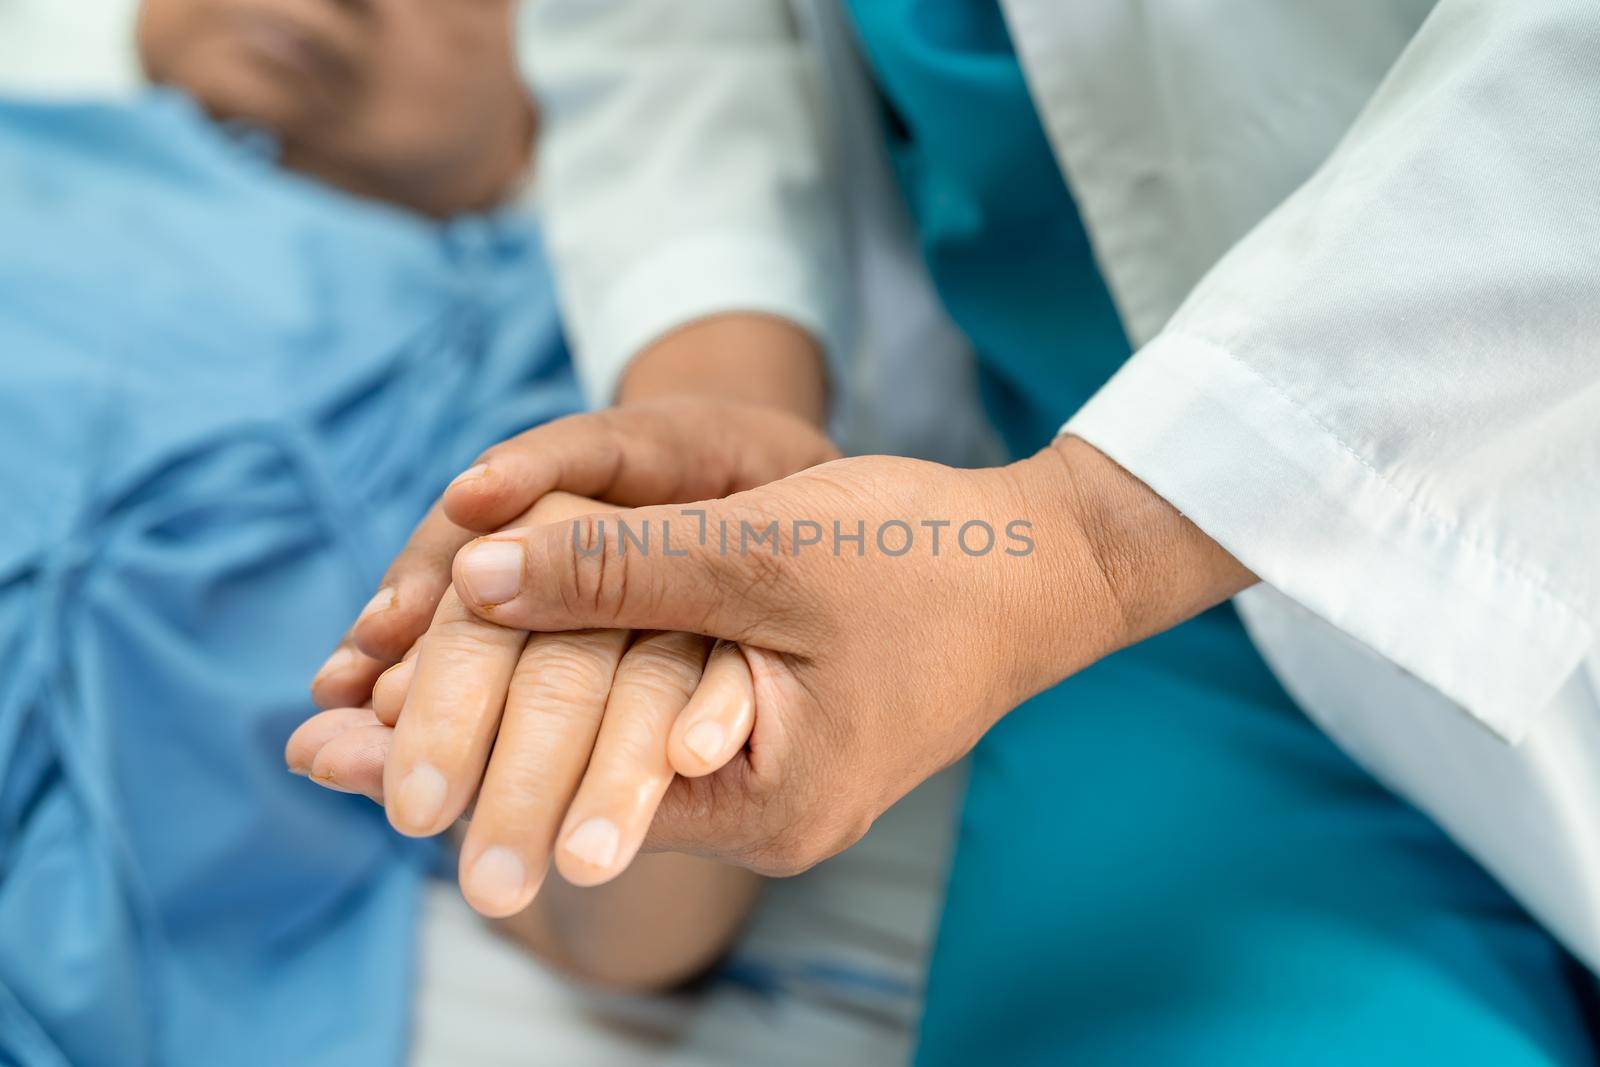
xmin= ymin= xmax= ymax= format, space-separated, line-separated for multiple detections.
xmin=309 ymin=313 xmax=835 ymax=709
xmin=445 ymin=436 xmax=1255 ymax=875
xmin=310 ymin=397 xmax=838 ymax=706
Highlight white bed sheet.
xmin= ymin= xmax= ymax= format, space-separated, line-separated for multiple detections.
xmin=412 ymin=769 xmax=963 ymax=1067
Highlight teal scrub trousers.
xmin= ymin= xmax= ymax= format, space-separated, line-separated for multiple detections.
xmin=840 ymin=2 xmax=1600 ymax=1063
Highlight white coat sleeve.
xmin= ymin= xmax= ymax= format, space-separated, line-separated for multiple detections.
xmin=1066 ymin=0 xmax=1600 ymax=742
xmin=518 ymin=0 xmax=849 ymax=405
xmin=0 ymin=0 xmax=141 ymax=97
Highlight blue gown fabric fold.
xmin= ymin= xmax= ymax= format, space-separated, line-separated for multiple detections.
xmin=0 ymin=92 xmax=581 ymax=1066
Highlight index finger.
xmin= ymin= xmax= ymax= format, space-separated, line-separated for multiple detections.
xmin=441 ymin=403 xmax=789 ymax=534
xmin=440 ymin=412 xmax=632 ymax=534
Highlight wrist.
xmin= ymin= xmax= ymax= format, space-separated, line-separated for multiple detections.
xmin=1000 ymin=435 xmax=1256 ymax=696
xmin=616 ymin=313 xmax=829 ymax=427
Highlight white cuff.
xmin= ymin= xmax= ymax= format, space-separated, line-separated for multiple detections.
xmin=562 ymin=230 xmax=845 ymax=407
xmin=1064 ymin=332 xmax=1594 ymax=743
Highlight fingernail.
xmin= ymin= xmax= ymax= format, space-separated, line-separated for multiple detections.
xmin=286 ymin=758 xmax=309 ymax=776
xmin=466 ymin=847 xmax=528 ymax=915
xmin=563 ymin=817 xmax=620 ymax=869
xmin=450 ymin=463 xmax=490 ymax=489
xmin=683 ymin=721 xmax=727 ymax=766
xmin=312 ymin=646 xmax=356 ymax=685
xmin=457 ymin=540 xmax=524 ymax=605
xmin=357 ymin=586 xmax=396 ymax=623
xmin=392 ymin=762 xmax=448 ymax=833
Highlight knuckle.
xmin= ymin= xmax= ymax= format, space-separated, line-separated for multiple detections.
xmin=726 ymin=502 xmax=804 ymax=586
xmin=595 ymin=723 xmax=670 ymax=773
xmin=698 ymin=503 xmax=820 ymax=644
xmin=517 ymin=669 xmax=607 ymax=717
xmin=421 ymin=615 xmax=523 ymax=658
xmin=517 ymin=633 xmax=620 ymax=697
xmin=615 ymin=642 xmax=703 ymax=703
xmin=560 ymin=516 xmax=641 ymax=626
xmin=618 ymin=664 xmax=696 ymax=709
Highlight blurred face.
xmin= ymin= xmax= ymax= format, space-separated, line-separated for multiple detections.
xmin=138 ymin=0 xmax=533 ymax=217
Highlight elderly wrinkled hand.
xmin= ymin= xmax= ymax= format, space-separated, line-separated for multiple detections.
xmin=287 ymin=491 xmax=756 ymax=918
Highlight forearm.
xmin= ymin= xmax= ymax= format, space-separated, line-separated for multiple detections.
xmin=492 ymin=851 xmax=762 ymax=993
xmin=616 ymin=313 xmax=829 ymax=426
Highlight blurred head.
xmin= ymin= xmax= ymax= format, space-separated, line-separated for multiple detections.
xmin=138 ymin=0 xmax=534 ymax=217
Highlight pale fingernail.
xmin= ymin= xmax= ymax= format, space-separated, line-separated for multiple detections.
xmin=683 ymin=721 xmax=727 ymax=766
xmin=563 ymin=817 xmax=621 ymax=869
xmin=466 ymin=847 xmax=528 ymax=915
xmin=457 ymin=540 xmax=524 ymax=605
xmin=357 ymin=586 xmax=396 ymax=622
xmin=450 ymin=463 xmax=490 ymax=489
xmin=392 ymin=762 xmax=448 ymax=833
xmin=312 ymin=646 xmax=356 ymax=685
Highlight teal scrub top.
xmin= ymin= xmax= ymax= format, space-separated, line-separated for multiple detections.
xmin=840 ymin=6 xmax=1598 ymax=1067
xmin=844 ymin=0 xmax=1131 ymax=458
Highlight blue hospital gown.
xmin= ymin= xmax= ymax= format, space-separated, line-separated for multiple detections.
xmin=0 ymin=92 xmax=581 ymax=1066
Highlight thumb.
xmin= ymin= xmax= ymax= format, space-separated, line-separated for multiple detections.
xmin=451 ymin=500 xmax=795 ymax=646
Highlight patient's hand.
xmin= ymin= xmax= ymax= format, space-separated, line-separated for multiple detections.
xmin=286 ymin=492 xmax=757 ymax=919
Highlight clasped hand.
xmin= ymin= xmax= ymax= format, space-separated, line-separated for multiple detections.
xmin=290 ymin=397 xmax=1249 ymax=917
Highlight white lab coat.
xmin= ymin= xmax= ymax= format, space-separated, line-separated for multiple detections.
xmin=522 ymin=0 xmax=1600 ymax=968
